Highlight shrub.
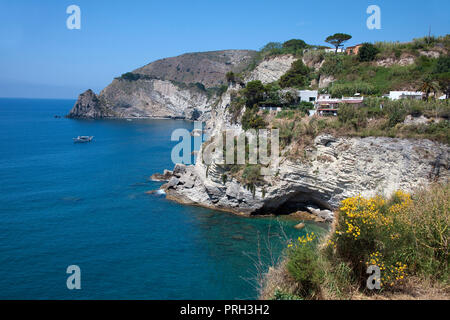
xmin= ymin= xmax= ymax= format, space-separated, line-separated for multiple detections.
xmin=358 ymin=43 xmax=380 ymax=62
xmin=320 ymin=54 xmax=346 ymax=76
xmin=329 ymin=184 xmax=449 ymax=289
xmin=241 ymin=108 xmax=267 ymax=130
xmin=287 ymin=233 xmax=322 ymax=297
xmin=272 ymin=290 xmax=302 ymax=300
xmin=282 ymin=39 xmax=308 ymax=54
xmin=226 ymin=71 xmax=235 ymax=83
xmin=244 ymin=80 xmax=266 ymax=108
xmin=279 ymin=60 xmax=310 ymax=88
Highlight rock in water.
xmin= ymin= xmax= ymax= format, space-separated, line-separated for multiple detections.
xmin=67 ymin=89 xmax=116 ymax=119
xmin=294 ymin=223 xmax=305 ymax=230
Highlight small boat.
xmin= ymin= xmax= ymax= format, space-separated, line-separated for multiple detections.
xmin=73 ymin=136 xmax=94 ymax=143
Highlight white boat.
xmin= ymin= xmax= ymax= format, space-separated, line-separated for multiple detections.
xmin=73 ymin=136 xmax=94 ymax=143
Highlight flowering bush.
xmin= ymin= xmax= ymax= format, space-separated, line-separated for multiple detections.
xmin=329 ymin=185 xmax=449 ymax=290
xmin=286 ymin=232 xmax=322 ymax=297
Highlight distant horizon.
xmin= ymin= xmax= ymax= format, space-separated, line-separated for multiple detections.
xmin=1 ymin=0 xmax=449 ymax=99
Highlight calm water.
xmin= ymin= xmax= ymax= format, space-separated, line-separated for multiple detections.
xmin=0 ymin=98 xmax=322 ymax=299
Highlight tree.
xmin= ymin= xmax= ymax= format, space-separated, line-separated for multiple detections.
xmin=261 ymin=42 xmax=283 ymax=52
xmin=358 ymin=43 xmax=379 ymax=62
xmin=325 ymin=33 xmax=352 ymax=53
xmin=279 ymin=60 xmax=310 ymax=88
xmin=243 ymin=80 xmax=265 ymax=108
xmin=434 ymin=56 xmax=450 ymax=74
xmin=420 ymin=76 xmax=439 ymax=100
xmin=282 ymin=39 xmax=308 ymax=53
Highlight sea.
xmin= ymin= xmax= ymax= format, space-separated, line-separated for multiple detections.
xmin=0 ymin=98 xmax=323 ymax=299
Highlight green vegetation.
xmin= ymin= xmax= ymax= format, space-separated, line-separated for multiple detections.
xmin=286 ymin=233 xmax=322 ymax=297
xmin=275 ymin=98 xmax=449 ymax=145
xmin=260 ymin=39 xmax=309 ymax=58
xmin=117 ymin=72 xmax=157 ymax=81
xmin=279 ymin=60 xmax=310 ymax=88
xmin=358 ymin=43 xmax=380 ymax=62
xmin=319 ymin=50 xmax=450 ymax=97
xmin=226 ymin=71 xmax=235 ymax=83
xmin=241 ymin=107 xmax=267 ymax=130
xmin=270 ymin=183 xmax=449 ymax=299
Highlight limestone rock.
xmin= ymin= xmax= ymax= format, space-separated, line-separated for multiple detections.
xmin=245 ymin=55 xmax=297 ymax=84
xmin=173 ymin=163 xmax=187 ymax=177
xmin=166 ymin=177 xmax=180 ymax=189
xmin=67 ymin=89 xmax=116 ymax=119
xmin=150 ymin=170 xmax=173 ymax=181
xmin=164 ymin=133 xmax=449 ymax=220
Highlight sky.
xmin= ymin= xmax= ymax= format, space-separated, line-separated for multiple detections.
xmin=0 ymin=0 xmax=449 ymax=99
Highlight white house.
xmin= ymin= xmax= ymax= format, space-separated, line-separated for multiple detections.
xmin=299 ymin=90 xmax=318 ymax=103
xmin=388 ymin=91 xmax=423 ymax=100
xmin=324 ymin=48 xmax=345 ymax=53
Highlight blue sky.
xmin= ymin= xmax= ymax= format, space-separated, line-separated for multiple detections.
xmin=0 ymin=0 xmax=449 ymax=99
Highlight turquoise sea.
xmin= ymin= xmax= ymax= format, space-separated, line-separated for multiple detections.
xmin=0 ymin=98 xmax=322 ymax=299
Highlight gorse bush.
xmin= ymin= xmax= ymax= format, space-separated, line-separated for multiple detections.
xmin=328 ymin=184 xmax=449 ymax=289
xmin=287 ymin=233 xmax=322 ymax=297
xmin=277 ymin=184 xmax=449 ymax=300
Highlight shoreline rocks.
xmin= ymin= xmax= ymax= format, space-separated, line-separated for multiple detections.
xmin=158 ymin=134 xmax=449 ymax=222
xmin=150 ymin=169 xmax=173 ymax=182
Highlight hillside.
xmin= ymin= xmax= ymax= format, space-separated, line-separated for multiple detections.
xmin=134 ymin=50 xmax=258 ymax=88
xmin=67 ymin=50 xmax=257 ymax=120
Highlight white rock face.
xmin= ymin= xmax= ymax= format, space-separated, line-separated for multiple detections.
xmin=245 ymin=55 xmax=297 ymax=84
xmin=156 ymin=54 xmax=449 ymax=220
xmin=376 ymin=55 xmax=415 ymax=67
xmin=319 ymin=75 xmax=335 ymax=88
xmin=100 ymin=79 xmax=212 ymax=120
xmin=164 ymin=133 xmax=449 ymax=217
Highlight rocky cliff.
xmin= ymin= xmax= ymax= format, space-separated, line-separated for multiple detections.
xmin=156 ymin=53 xmax=449 ymax=220
xmin=68 ymin=50 xmax=257 ymax=120
xmin=162 ymin=134 xmax=449 ymax=220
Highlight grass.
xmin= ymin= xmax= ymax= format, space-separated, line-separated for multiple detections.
xmin=261 ymin=183 xmax=449 ymax=300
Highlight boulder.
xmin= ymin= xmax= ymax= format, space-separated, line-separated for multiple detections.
xmin=179 ymin=174 xmax=195 ymax=189
xmin=166 ymin=177 xmax=180 ymax=189
xmin=150 ymin=170 xmax=173 ymax=181
xmin=294 ymin=223 xmax=305 ymax=230
xmin=173 ymin=163 xmax=187 ymax=177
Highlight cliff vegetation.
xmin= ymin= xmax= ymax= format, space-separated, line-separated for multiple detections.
xmin=261 ymin=183 xmax=449 ymax=300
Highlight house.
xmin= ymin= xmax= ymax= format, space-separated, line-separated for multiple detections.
xmin=388 ymin=91 xmax=423 ymax=100
xmin=346 ymin=44 xmax=364 ymax=55
xmin=299 ymin=90 xmax=318 ymax=103
xmin=315 ymin=94 xmax=364 ymax=116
